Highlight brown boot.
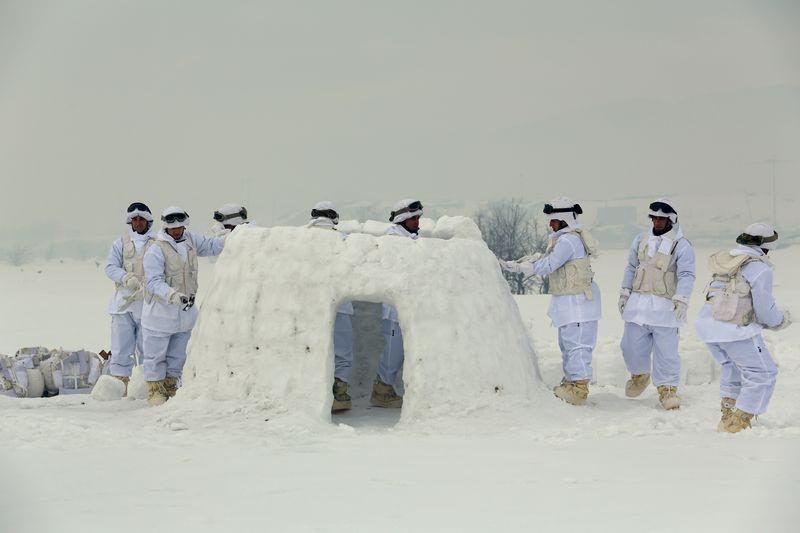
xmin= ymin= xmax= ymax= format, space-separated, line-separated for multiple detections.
xmin=331 ymin=378 xmax=352 ymax=413
xmin=163 ymin=376 xmax=179 ymax=398
xmin=720 ymin=397 xmax=736 ymax=418
xmin=657 ymin=385 xmax=681 ymax=410
xmin=112 ymin=375 xmax=130 ymax=397
xmin=718 ymin=408 xmax=754 ymax=433
xmin=147 ymin=380 xmax=168 ymax=406
xmin=370 ymin=379 xmax=402 ymax=408
xmin=553 ymin=379 xmax=589 ymax=406
xmin=625 ymin=373 xmax=650 ymax=398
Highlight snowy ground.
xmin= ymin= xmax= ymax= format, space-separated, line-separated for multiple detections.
xmin=1 ymin=247 xmax=799 ymax=532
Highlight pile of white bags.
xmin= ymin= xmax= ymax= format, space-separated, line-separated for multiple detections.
xmin=0 ymin=347 xmax=104 ymax=398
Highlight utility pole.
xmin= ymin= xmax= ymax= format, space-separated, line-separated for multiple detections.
xmin=749 ymin=157 xmax=791 ymax=227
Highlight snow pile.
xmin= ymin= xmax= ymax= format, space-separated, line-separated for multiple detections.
xmin=182 ymin=217 xmax=539 ymax=423
xmin=338 ymin=215 xmax=482 ymax=241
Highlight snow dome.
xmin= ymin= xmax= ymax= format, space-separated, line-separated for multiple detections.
xmin=182 ymin=216 xmax=540 ymax=423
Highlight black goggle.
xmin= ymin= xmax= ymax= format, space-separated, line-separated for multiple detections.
xmin=213 ymin=207 xmax=248 ymax=223
xmin=649 ymin=202 xmax=676 ymax=215
xmin=162 ymin=212 xmax=189 ymax=224
xmin=311 ymin=208 xmax=339 ymax=221
xmin=390 ymin=201 xmax=423 ymax=221
xmin=543 ymin=203 xmax=582 ymax=215
xmin=127 ymin=202 xmax=151 ymax=214
xmin=737 ymin=231 xmax=778 ymax=247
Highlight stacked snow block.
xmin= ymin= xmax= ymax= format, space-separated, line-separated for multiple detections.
xmin=0 ymin=347 xmax=104 ymax=398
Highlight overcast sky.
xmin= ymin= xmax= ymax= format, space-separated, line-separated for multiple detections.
xmin=1 ymin=0 xmax=798 ymax=236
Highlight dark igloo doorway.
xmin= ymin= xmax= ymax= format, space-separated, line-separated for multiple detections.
xmin=330 ymin=301 xmax=403 ymax=427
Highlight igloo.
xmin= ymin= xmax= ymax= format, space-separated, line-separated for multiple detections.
xmin=182 ymin=216 xmax=541 ymax=423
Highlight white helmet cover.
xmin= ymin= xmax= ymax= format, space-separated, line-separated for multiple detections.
xmin=543 ymin=196 xmax=582 ymax=228
xmin=390 ymin=198 xmax=423 ymax=224
xmin=214 ymin=203 xmax=248 ymax=226
xmin=161 ymin=206 xmax=191 ymax=229
xmin=310 ymin=200 xmax=339 ymax=224
xmin=648 ymin=197 xmax=678 ymax=224
xmin=738 ymin=222 xmax=778 ymax=250
xmin=125 ymin=202 xmax=153 ymax=224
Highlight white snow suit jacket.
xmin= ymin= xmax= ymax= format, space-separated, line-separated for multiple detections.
xmin=694 ymin=245 xmax=785 ymax=343
xmin=532 ymin=227 xmax=601 ymax=328
xmin=621 ymin=226 xmax=696 ymax=328
xmin=142 ymin=230 xmax=226 ymax=334
xmin=104 ymin=228 xmax=156 ymax=318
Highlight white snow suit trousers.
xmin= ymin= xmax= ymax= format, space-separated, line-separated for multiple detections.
xmin=109 ymin=312 xmax=143 ymax=377
xmin=558 ymin=321 xmax=597 ymax=382
xmin=705 ymin=334 xmax=777 ymax=415
xmin=333 ymin=312 xmax=354 ymax=382
xmin=142 ymin=328 xmax=192 ymax=382
xmin=378 ymin=319 xmax=404 ymax=386
xmin=621 ymin=322 xmax=680 ymax=386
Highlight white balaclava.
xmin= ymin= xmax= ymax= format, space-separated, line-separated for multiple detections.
xmin=214 ymin=203 xmax=248 ymax=227
xmin=161 ymin=206 xmax=191 ymax=230
xmin=310 ymin=200 xmax=339 ymax=224
xmin=738 ymin=222 xmax=779 ymax=251
xmin=544 ymin=196 xmax=582 ymax=229
xmin=648 ymin=197 xmax=678 ymax=224
xmin=389 ymin=199 xmax=423 ymax=224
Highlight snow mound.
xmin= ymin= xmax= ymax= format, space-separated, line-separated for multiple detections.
xmin=183 ymin=217 xmax=539 ymax=423
xmin=90 ymin=374 xmax=126 ymax=401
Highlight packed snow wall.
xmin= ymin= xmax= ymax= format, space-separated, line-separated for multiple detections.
xmin=182 ymin=216 xmax=540 ymax=423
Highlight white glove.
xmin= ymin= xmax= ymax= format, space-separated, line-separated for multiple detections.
xmin=168 ymin=289 xmax=189 ymax=306
xmin=618 ymin=288 xmax=631 ymax=316
xmin=122 ymin=273 xmax=141 ymax=291
xmin=772 ymin=310 xmax=792 ymax=331
xmin=672 ymin=295 xmax=689 ymax=322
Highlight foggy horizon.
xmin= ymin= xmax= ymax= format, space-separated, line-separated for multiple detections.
xmin=1 ymin=0 xmax=798 ymax=244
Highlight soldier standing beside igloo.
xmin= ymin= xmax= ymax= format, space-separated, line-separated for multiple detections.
xmin=500 ymin=197 xmax=601 ymax=405
xmin=694 ymin=222 xmax=791 ymax=433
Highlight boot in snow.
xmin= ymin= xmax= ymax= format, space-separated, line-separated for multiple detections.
xmin=163 ymin=376 xmax=179 ymax=398
xmin=370 ymin=379 xmax=402 ymax=408
xmin=625 ymin=373 xmax=650 ymax=398
xmin=147 ymin=380 xmax=168 ymax=406
xmin=331 ymin=378 xmax=352 ymax=413
xmin=553 ymin=379 xmax=589 ymax=406
xmin=718 ymin=408 xmax=754 ymax=434
xmin=657 ymin=385 xmax=681 ymax=410
xmin=112 ymin=375 xmax=130 ymax=396
xmin=720 ymin=397 xmax=736 ymax=418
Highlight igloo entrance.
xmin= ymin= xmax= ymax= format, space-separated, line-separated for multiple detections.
xmin=331 ymin=300 xmax=404 ymax=425
xmin=183 ymin=217 xmax=541 ymax=424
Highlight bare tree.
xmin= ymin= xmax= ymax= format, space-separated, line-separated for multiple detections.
xmin=4 ymin=244 xmax=31 ymax=266
xmin=474 ymin=198 xmax=549 ymax=294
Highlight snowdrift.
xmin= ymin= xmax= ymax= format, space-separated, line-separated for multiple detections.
xmin=182 ymin=216 xmax=540 ymax=423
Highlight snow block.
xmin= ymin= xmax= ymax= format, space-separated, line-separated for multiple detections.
xmin=183 ymin=217 xmax=540 ymax=423
xmin=90 ymin=375 xmax=126 ymax=401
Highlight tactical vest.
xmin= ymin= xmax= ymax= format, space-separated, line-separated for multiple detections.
xmin=631 ymin=234 xmax=680 ymax=298
xmin=153 ymin=239 xmax=198 ymax=300
xmin=706 ymin=252 xmax=767 ymax=326
xmin=547 ymin=230 xmax=595 ymax=299
xmin=116 ymin=233 xmax=153 ymax=288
